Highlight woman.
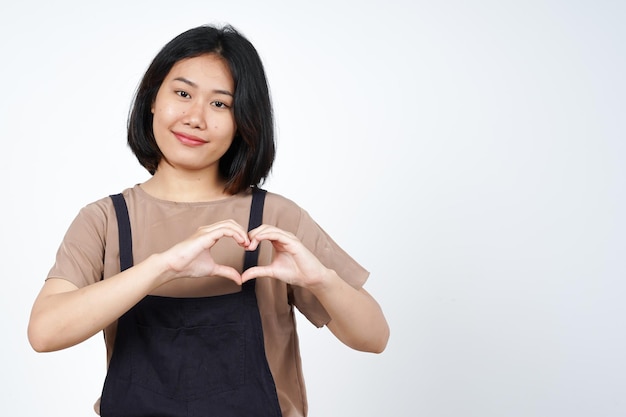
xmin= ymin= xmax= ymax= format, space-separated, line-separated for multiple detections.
xmin=28 ymin=24 xmax=389 ymax=417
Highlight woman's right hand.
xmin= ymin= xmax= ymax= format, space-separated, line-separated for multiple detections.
xmin=28 ymin=219 xmax=249 ymax=352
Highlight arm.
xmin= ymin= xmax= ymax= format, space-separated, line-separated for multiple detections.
xmin=309 ymin=274 xmax=389 ymax=353
xmin=242 ymin=225 xmax=390 ymax=353
xmin=28 ymin=220 xmax=250 ymax=353
xmin=28 ymin=255 xmax=170 ymax=352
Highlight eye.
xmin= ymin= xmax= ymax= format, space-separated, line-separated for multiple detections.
xmin=176 ymin=90 xmax=191 ymax=99
xmin=212 ymin=101 xmax=230 ymax=109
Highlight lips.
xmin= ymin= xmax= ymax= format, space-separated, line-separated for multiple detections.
xmin=173 ymin=131 xmax=207 ymax=147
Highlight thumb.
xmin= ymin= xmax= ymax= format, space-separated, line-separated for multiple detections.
xmin=241 ymin=265 xmax=273 ymax=283
xmin=212 ymin=265 xmax=243 ymax=285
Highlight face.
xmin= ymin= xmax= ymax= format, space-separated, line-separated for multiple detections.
xmin=151 ymin=54 xmax=236 ymax=176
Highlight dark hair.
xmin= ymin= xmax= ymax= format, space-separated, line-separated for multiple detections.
xmin=127 ymin=25 xmax=275 ymax=194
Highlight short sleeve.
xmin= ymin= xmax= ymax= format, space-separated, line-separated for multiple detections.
xmin=46 ymin=200 xmax=110 ymax=288
xmin=290 ymin=207 xmax=369 ymax=327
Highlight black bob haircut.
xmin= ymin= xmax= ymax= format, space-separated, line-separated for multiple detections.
xmin=127 ymin=25 xmax=275 ymax=194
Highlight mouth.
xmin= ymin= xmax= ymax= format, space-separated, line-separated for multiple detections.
xmin=173 ymin=131 xmax=207 ymax=147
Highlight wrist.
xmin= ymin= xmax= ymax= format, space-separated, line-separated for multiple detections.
xmin=141 ymin=253 xmax=177 ymax=288
xmin=307 ymin=268 xmax=340 ymax=296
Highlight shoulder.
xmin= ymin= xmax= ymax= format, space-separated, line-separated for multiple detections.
xmin=261 ymin=190 xmax=330 ymax=244
xmin=262 ymin=190 xmax=306 ymax=233
xmin=78 ymin=186 xmax=136 ymax=217
xmin=69 ymin=186 xmax=141 ymax=233
xmin=263 ymin=190 xmax=301 ymax=212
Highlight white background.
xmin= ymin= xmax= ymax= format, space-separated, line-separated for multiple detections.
xmin=1 ymin=1 xmax=625 ymax=416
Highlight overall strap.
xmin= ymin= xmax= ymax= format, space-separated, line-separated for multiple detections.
xmin=109 ymin=188 xmax=266 ymax=275
xmin=243 ymin=188 xmax=267 ymax=271
xmin=110 ymin=193 xmax=134 ymax=272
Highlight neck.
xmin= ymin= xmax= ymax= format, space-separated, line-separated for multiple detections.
xmin=141 ymin=164 xmax=231 ymax=202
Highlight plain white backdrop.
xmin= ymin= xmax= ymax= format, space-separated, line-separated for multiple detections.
xmin=1 ymin=0 xmax=625 ymax=416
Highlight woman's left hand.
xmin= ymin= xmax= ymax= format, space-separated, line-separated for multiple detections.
xmin=243 ymin=224 xmax=390 ymax=353
xmin=241 ymin=224 xmax=329 ymax=288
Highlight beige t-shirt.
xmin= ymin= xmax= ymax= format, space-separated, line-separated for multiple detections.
xmin=47 ymin=184 xmax=369 ymax=417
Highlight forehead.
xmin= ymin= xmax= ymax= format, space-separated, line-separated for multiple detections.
xmin=165 ymin=54 xmax=234 ymax=89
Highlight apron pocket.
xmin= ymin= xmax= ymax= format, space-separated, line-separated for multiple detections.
xmin=131 ymin=323 xmax=245 ymax=400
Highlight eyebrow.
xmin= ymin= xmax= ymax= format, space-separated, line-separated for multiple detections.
xmin=172 ymin=77 xmax=233 ymax=96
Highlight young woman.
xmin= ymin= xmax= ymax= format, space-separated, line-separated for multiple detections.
xmin=28 ymin=24 xmax=389 ymax=417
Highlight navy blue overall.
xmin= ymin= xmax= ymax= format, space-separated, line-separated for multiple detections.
xmin=100 ymin=189 xmax=282 ymax=417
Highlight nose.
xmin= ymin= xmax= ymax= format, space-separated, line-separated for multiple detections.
xmin=182 ymin=100 xmax=207 ymax=129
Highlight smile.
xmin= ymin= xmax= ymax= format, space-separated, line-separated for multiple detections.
xmin=173 ymin=132 xmax=207 ymax=147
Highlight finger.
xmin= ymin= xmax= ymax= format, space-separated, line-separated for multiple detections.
xmin=197 ymin=224 xmax=250 ymax=248
xmin=212 ymin=265 xmax=243 ymax=285
xmin=210 ymin=220 xmax=249 ymax=238
xmin=248 ymin=227 xmax=297 ymax=248
xmin=247 ymin=224 xmax=281 ymax=239
xmin=241 ymin=265 xmax=275 ymax=283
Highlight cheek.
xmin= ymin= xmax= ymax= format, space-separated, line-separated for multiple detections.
xmin=227 ymin=116 xmax=237 ymax=134
xmin=214 ymin=116 xmax=237 ymax=135
xmin=153 ymin=105 xmax=178 ymax=127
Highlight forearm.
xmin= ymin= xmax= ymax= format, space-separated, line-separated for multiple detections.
xmin=28 ymin=254 xmax=171 ymax=352
xmin=309 ymin=270 xmax=389 ymax=353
